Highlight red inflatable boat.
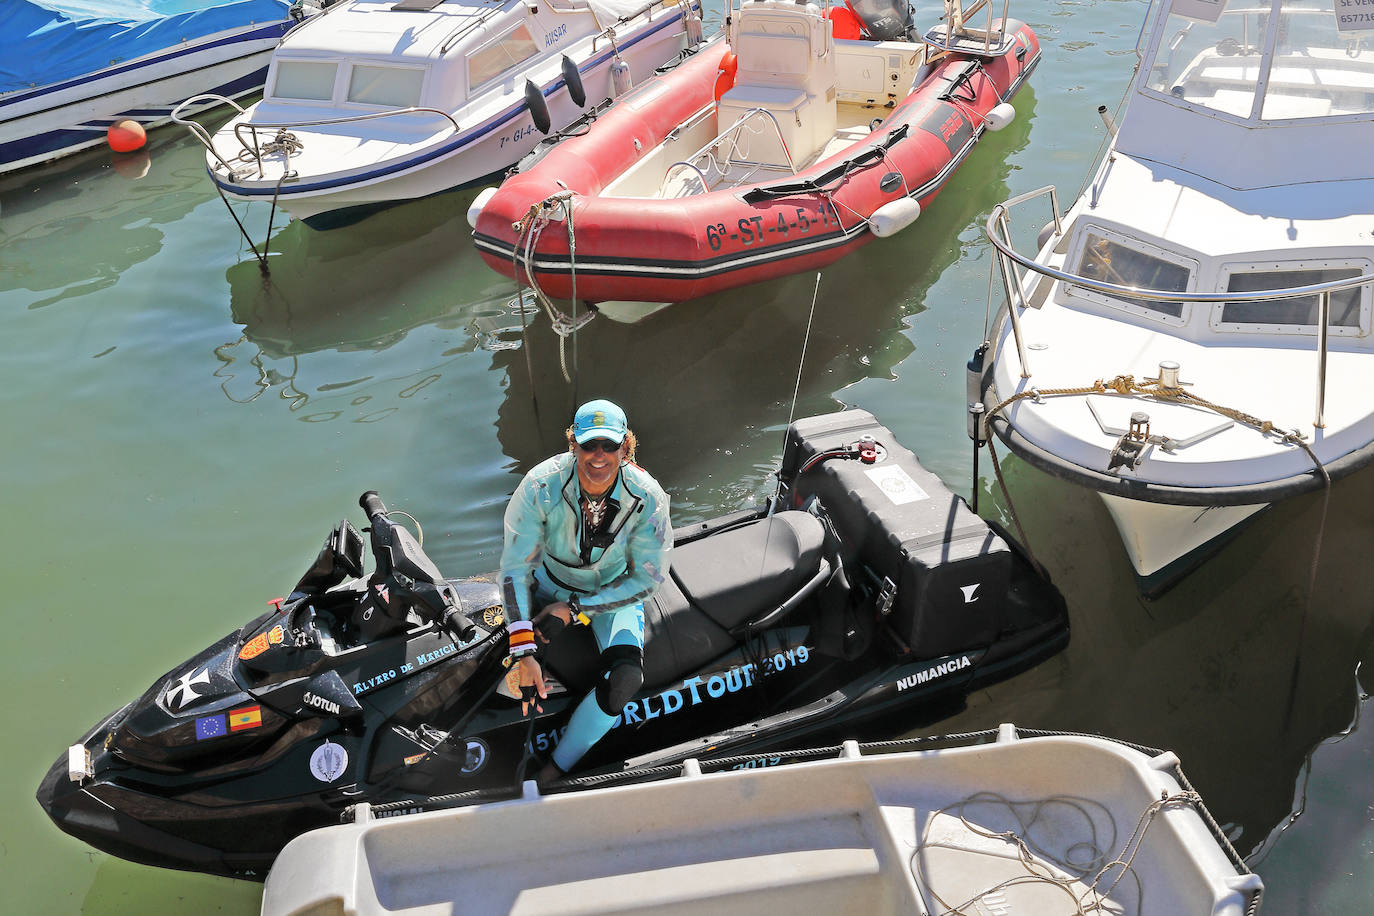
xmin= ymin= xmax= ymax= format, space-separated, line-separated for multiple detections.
xmin=471 ymin=0 xmax=1039 ymax=315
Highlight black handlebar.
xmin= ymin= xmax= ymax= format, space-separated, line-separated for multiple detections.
xmin=359 ymin=491 xmax=388 ymax=521
xmin=354 ymin=489 xmax=477 ymax=644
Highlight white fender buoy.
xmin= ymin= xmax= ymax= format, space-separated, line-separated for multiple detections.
xmin=869 ymin=197 xmax=921 ymax=238
xmin=686 ymin=11 xmax=703 ymax=47
xmin=467 ymin=186 xmax=499 ymax=229
xmin=610 ymin=56 xmax=632 ymax=97
xmin=985 ymin=102 xmax=1016 ymax=132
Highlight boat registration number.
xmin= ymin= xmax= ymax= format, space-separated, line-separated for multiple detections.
xmin=499 ymin=123 xmax=540 ymax=150
xmin=704 ymin=207 xmax=837 ymax=251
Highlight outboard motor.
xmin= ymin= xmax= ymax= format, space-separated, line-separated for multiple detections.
xmin=844 ymin=0 xmax=914 ymax=40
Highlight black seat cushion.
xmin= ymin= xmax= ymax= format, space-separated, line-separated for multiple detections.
xmin=540 ymin=511 xmax=825 ymax=694
xmin=669 ymin=511 xmax=825 ymax=632
xmin=541 ymin=574 xmax=736 ymax=694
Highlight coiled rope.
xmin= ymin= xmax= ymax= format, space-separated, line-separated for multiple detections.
xmin=913 ymin=789 xmax=1201 ymax=916
xmin=232 ymin=128 xmax=303 ymax=164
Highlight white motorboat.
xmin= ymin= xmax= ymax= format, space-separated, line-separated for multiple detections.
xmin=259 ymin=725 xmax=1262 ymax=916
xmin=0 ymin=0 xmax=307 ymax=175
xmin=978 ymin=0 xmax=1374 ymax=594
xmin=183 ymin=0 xmax=704 ymax=228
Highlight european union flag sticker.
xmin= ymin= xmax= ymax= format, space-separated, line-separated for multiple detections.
xmin=195 ymin=714 xmax=227 ymax=740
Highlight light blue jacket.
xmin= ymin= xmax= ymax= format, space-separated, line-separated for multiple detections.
xmin=499 ymin=452 xmax=672 ymax=624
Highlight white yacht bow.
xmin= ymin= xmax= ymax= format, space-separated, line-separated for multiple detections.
xmin=980 ymin=0 xmax=1374 ymax=593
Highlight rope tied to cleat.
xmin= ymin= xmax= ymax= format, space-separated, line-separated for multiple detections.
xmin=982 ymin=373 xmax=1317 ymax=446
xmin=512 ymin=190 xmax=595 ymax=383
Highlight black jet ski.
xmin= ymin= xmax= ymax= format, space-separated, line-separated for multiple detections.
xmin=37 ymin=410 xmax=1068 ymax=879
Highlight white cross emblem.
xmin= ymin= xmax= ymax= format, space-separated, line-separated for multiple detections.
xmin=166 ymin=666 xmax=211 ymax=710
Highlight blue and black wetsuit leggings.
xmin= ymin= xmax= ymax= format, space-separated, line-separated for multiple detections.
xmin=551 ymin=603 xmax=644 ymax=773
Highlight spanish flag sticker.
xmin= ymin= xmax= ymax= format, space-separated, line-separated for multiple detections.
xmin=228 ymin=706 xmax=263 ymax=732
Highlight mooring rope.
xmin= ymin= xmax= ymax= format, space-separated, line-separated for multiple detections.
xmin=513 ymin=191 xmax=595 ymax=383
xmin=982 ymin=373 xmax=1303 ymax=439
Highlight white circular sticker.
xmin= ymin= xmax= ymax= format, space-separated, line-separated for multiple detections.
xmin=461 ymin=738 xmax=489 ymax=775
xmin=310 ymin=741 xmax=349 ymax=783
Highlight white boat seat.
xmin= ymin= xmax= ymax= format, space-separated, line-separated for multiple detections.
xmin=717 ymin=0 xmax=838 ymax=168
xmin=721 ymin=84 xmax=807 ymax=112
xmin=734 ymin=32 xmax=813 ymax=81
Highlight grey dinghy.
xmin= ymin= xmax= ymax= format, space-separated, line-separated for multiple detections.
xmin=260 ymin=725 xmax=1262 ymax=916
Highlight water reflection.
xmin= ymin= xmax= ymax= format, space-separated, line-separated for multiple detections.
xmin=217 ymin=188 xmax=530 ymax=419
xmin=225 ymin=189 xmax=490 ymax=358
xmin=1249 ymin=661 xmax=1374 ymax=912
xmin=0 ymin=132 xmax=208 ymax=305
xmin=948 ymin=455 xmax=1374 ymax=862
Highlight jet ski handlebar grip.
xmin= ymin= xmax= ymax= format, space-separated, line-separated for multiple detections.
xmin=359 ymin=491 xmax=389 ymax=520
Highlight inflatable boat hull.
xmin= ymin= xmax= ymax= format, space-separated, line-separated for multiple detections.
xmin=473 ymin=23 xmax=1039 ymax=305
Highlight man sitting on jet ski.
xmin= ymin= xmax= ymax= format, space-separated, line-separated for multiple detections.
xmin=501 ymin=398 xmax=673 ymax=784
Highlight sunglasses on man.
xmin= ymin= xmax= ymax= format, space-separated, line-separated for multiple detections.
xmin=577 ymin=439 xmax=622 ymax=454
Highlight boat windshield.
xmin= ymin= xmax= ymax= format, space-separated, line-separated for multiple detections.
xmin=1143 ymin=0 xmax=1374 ymax=121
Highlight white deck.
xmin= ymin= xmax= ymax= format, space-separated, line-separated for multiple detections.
xmin=260 ymin=728 xmax=1260 ymax=916
xmin=204 ymin=0 xmax=698 ymax=219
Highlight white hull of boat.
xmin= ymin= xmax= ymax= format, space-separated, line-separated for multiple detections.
xmin=0 ymin=24 xmax=290 ymax=175
xmin=1098 ymin=494 xmax=1267 ymax=581
xmin=226 ymin=76 xmax=622 ymax=223
xmin=261 ymin=726 xmax=1261 ymax=916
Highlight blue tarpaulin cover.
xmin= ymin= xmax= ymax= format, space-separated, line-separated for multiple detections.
xmin=1 ymin=0 xmax=292 ymax=95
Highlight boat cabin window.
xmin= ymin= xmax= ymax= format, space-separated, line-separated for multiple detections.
xmin=347 ymin=65 xmax=425 ymax=108
xmin=1261 ymin=2 xmax=1374 ymax=119
xmin=272 ymin=61 xmax=339 ymax=102
xmin=1070 ymin=230 xmax=1193 ymax=322
xmin=1214 ymin=264 xmax=1370 ymax=334
xmin=469 ymin=24 xmax=540 ymax=90
xmin=1143 ymin=1 xmax=1374 ymax=121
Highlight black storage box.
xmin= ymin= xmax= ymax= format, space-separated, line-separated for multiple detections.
xmin=781 ymin=410 xmax=1009 ymax=657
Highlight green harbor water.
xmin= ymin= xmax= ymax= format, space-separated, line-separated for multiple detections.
xmin=2 ymin=1 xmax=1370 ymax=911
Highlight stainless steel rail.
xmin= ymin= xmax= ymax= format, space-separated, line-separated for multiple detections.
xmin=660 ymin=107 xmax=797 ymax=196
xmin=985 ymin=185 xmax=1374 ymax=429
xmin=229 ymin=108 xmax=461 ymax=179
xmin=173 ymin=94 xmax=460 ymax=181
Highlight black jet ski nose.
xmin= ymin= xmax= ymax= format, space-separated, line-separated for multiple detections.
xmin=36 ymin=748 xmax=118 ymax=851
xmin=37 ymin=743 xmax=230 ymax=875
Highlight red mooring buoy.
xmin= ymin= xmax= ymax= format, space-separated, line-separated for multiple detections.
xmin=107 ymin=119 xmax=146 ymax=153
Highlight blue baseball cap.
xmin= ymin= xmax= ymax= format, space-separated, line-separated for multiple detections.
xmin=572 ymin=399 xmax=628 ymax=444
